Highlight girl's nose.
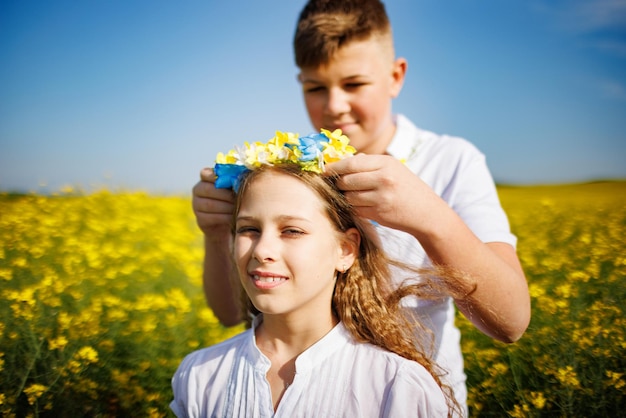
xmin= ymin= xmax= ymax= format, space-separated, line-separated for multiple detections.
xmin=252 ymin=232 xmax=277 ymax=263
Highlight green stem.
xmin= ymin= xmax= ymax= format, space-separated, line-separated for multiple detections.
xmin=15 ymin=326 xmax=45 ymax=401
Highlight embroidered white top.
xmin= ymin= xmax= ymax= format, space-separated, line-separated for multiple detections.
xmin=170 ymin=318 xmax=448 ymax=418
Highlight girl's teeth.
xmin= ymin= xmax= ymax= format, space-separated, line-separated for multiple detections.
xmin=254 ymin=275 xmax=283 ymax=282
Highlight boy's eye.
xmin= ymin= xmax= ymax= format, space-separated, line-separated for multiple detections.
xmin=345 ymin=82 xmax=365 ymax=89
xmin=304 ymin=85 xmax=325 ymax=93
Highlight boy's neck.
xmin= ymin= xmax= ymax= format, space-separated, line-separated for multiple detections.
xmin=366 ymin=117 xmax=397 ymax=155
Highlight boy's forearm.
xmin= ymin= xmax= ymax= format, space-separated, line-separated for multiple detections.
xmin=202 ymin=235 xmax=242 ymax=326
xmin=452 ymin=240 xmax=530 ymax=343
xmin=410 ymin=203 xmax=531 ymax=343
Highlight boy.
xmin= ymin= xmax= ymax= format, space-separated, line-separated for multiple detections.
xmin=192 ymin=0 xmax=530 ymax=412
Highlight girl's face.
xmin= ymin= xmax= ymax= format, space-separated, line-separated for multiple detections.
xmin=234 ymin=171 xmax=355 ymax=320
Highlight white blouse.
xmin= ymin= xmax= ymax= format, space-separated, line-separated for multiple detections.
xmin=170 ymin=318 xmax=449 ymax=417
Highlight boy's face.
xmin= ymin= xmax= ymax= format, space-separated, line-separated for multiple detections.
xmin=298 ymin=38 xmax=406 ymax=155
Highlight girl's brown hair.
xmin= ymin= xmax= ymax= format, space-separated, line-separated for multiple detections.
xmin=232 ymin=164 xmax=464 ymax=416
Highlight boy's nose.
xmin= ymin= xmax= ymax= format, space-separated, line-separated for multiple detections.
xmin=325 ymin=88 xmax=350 ymax=115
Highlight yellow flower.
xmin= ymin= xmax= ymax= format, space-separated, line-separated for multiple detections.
xmin=606 ymin=371 xmax=625 ymax=390
xmin=0 ymin=268 xmax=12 ymax=281
xmin=215 ymin=149 xmax=239 ymax=164
xmin=76 ymin=346 xmax=99 ymax=364
xmin=320 ymin=128 xmax=356 ymax=163
xmin=166 ymin=288 xmax=191 ymax=313
xmin=48 ymin=336 xmax=69 ymax=351
xmin=23 ymin=383 xmax=48 ymax=405
xmin=272 ymin=130 xmax=299 ymax=149
xmin=490 ymin=362 xmax=509 ymax=376
xmin=555 ymin=366 xmax=581 ymax=388
xmin=508 ymin=403 xmax=530 ymax=418
xmin=529 ymin=391 xmax=547 ymax=409
xmin=529 ymin=282 xmax=546 ymax=298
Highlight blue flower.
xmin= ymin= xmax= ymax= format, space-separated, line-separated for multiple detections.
xmin=292 ymin=132 xmax=329 ymax=161
xmin=214 ymin=164 xmax=249 ymax=192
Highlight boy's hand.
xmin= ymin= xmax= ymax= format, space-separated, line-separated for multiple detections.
xmin=325 ymin=154 xmax=437 ymax=233
xmin=192 ymin=168 xmax=235 ymax=235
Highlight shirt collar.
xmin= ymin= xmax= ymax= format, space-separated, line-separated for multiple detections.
xmin=386 ymin=114 xmax=423 ymax=161
xmin=294 ymin=322 xmax=352 ymax=374
xmin=248 ymin=316 xmax=353 ymax=375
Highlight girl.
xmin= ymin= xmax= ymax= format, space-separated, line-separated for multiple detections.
xmin=171 ymin=130 xmax=461 ymax=417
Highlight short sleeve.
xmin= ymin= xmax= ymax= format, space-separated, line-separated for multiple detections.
xmin=444 ymin=142 xmax=516 ymax=247
xmin=170 ymin=352 xmax=195 ymax=418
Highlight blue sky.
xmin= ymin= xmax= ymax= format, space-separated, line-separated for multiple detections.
xmin=1 ymin=0 xmax=625 ymax=194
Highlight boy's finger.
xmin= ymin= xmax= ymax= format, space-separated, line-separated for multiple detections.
xmin=323 ymin=160 xmax=347 ymax=176
xmin=334 ymin=170 xmax=380 ymax=193
xmin=193 ymin=194 xmax=234 ymax=215
xmin=192 ymin=179 xmax=234 ymax=202
xmin=324 ymin=154 xmax=377 ymax=176
xmin=343 ymin=189 xmax=378 ymax=207
xmin=199 ymin=167 xmax=217 ymax=183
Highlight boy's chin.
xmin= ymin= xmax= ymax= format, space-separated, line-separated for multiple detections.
xmin=330 ymin=122 xmax=359 ymax=135
xmin=342 ymin=131 xmax=370 ymax=151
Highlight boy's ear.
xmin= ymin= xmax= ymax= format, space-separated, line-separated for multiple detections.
xmin=390 ymin=57 xmax=408 ymax=98
xmin=337 ymin=228 xmax=360 ymax=271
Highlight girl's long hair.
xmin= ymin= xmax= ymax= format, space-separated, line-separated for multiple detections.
xmin=232 ymin=164 xmax=465 ymax=417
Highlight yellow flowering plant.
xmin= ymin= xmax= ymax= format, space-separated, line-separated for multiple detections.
xmin=214 ymin=128 xmax=355 ymax=191
xmin=1 ymin=182 xmax=625 ymax=416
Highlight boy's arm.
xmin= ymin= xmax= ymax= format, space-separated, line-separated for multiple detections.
xmin=415 ymin=208 xmax=529 ymax=343
xmin=193 ymin=168 xmax=242 ymax=326
xmin=326 ymin=155 xmax=531 ymax=343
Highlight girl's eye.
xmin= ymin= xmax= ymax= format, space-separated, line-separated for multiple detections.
xmin=283 ymin=228 xmax=305 ymax=236
xmin=235 ymin=226 xmax=259 ymax=235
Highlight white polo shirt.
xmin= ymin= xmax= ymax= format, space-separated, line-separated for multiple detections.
xmin=378 ymin=114 xmax=516 ymax=410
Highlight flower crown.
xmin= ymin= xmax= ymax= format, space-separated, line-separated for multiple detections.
xmin=214 ymin=128 xmax=356 ymax=192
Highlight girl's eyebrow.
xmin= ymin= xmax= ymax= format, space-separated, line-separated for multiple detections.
xmin=276 ymin=214 xmax=312 ymax=224
xmin=236 ymin=214 xmax=313 ymax=224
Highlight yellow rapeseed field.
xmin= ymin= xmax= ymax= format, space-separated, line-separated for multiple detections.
xmin=0 ymin=190 xmax=244 ymax=417
xmin=1 ymin=182 xmax=625 ymax=416
xmin=459 ymin=181 xmax=626 ymax=416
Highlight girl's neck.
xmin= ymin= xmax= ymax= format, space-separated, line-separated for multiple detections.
xmin=255 ymin=312 xmax=339 ymax=411
xmin=255 ymin=312 xmax=338 ymax=358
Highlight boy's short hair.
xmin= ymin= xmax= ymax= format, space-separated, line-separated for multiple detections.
xmin=294 ymin=0 xmax=393 ymax=68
